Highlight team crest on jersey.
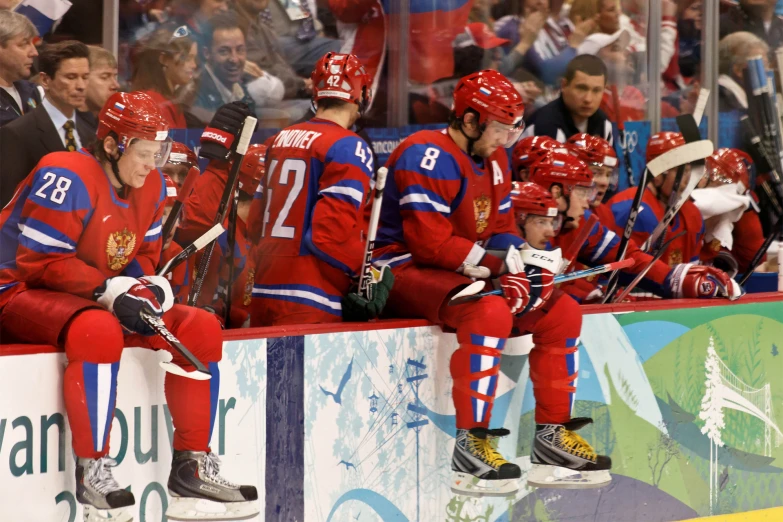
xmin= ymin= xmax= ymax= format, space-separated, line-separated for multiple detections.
xmin=710 ymin=238 xmax=722 ymax=252
xmin=106 ymin=228 xmax=137 ymax=271
xmin=244 ymin=269 xmax=255 ymax=306
xmin=474 ymin=194 xmax=491 ymax=234
xmin=668 ymin=248 xmax=683 ymax=267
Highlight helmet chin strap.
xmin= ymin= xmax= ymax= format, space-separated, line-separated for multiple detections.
xmin=109 ymin=151 xmax=127 ymax=198
xmin=459 ymin=118 xmax=485 ymax=157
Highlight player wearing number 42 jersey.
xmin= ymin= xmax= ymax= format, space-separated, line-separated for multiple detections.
xmin=248 ymin=52 xmax=393 ymax=326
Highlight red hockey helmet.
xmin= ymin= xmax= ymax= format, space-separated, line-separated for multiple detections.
xmin=97 ymin=91 xmax=172 ymax=167
xmin=511 ymin=181 xmax=563 ymax=233
xmin=311 ymin=52 xmax=372 ymax=114
xmin=528 ymin=152 xmax=596 ymax=200
xmin=163 ymin=174 xmax=178 ymax=207
xmin=511 ymin=136 xmax=567 ymax=178
xmin=646 ymin=131 xmax=684 ymax=163
xmin=706 ymin=148 xmax=752 ymax=193
xmin=167 ymin=142 xmax=198 ymax=168
xmin=452 ymin=69 xmax=525 ymax=147
xmin=238 ymin=144 xmax=267 ymax=196
xmin=566 ymin=133 xmax=618 ymax=168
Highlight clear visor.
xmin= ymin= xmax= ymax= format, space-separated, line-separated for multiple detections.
xmin=571 ymin=184 xmax=598 ymax=204
xmin=520 ymin=213 xmax=563 ymax=235
xmin=486 ymin=119 xmax=525 ymax=149
xmin=589 ymin=165 xmax=619 ymax=189
xmin=127 ymin=138 xmax=173 ymax=169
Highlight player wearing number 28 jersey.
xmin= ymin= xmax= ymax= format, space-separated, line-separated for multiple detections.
xmin=249 ymin=53 xmax=383 ymax=326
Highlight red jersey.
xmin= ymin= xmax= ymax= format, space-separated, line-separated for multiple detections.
xmin=159 ymin=240 xmax=191 ymax=304
xmin=177 ymin=160 xmax=227 ymax=246
xmin=700 ymin=209 xmax=766 ymax=274
xmin=0 ymin=150 xmax=165 ymax=309
xmin=373 ymin=129 xmax=523 ymax=271
xmin=607 ymin=187 xmax=705 ymax=266
xmin=249 ymin=118 xmax=374 ymax=320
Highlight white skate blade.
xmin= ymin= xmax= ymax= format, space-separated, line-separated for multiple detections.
xmin=159 ymin=361 xmax=212 ymax=380
xmin=527 ymin=464 xmax=611 ymax=489
xmin=166 ymin=496 xmax=260 ymax=520
xmin=450 ymin=471 xmax=519 ymax=498
xmin=83 ymin=505 xmax=133 ymax=522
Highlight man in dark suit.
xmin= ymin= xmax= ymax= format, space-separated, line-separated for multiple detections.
xmin=0 ymin=41 xmax=92 ymax=207
xmin=0 ymin=10 xmax=41 ymax=128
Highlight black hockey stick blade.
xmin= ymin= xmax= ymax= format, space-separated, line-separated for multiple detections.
xmin=738 ymin=219 xmax=780 ymax=286
xmin=140 ymin=309 xmax=212 ymax=380
xmin=612 ymin=230 xmax=686 ymax=303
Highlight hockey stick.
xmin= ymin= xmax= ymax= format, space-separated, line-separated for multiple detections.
xmin=157 ymin=224 xmax=225 ymax=277
xmin=224 ymin=183 xmax=240 ymax=325
xmin=738 ymin=217 xmax=780 ymax=286
xmin=560 ymin=213 xmax=600 ymax=274
xmin=359 ymin=167 xmax=388 ymax=298
xmin=611 ymin=231 xmax=686 ymax=303
xmin=611 ymin=85 xmax=635 ymax=187
xmin=741 ymin=116 xmax=783 ymax=210
xmin=448 ymin=258 xmax=635 ymax=306
xmin=189 ymin=116 xmax=258 ymax=306
xmin=161 ymin=165 xmax=200 ymax=245
xmin=139 ymin=308 xmax=212 ymax=380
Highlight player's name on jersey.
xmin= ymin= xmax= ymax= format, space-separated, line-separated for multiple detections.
xmin=272 ymin=129 xmax=323 ymax=150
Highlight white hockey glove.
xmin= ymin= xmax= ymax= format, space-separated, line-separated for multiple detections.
xmin=139 ymin=275 xmax=175 ymax=312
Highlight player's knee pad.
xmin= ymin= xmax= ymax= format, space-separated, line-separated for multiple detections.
xmin=453 ymin=295 xmax=513 ymax=341
xmin=450 ymin=336 xmax=505 ymax=425
xmin=64 ymin=309 xmax=124 ymax=363
xmin=166 ymin=305 xmax=223 ymax=363
xmin=530 ymin=293 xmax=582 ymax=347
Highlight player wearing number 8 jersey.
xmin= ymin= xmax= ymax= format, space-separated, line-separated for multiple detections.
xmin=248 ymin=52 xmax=392 ymax=326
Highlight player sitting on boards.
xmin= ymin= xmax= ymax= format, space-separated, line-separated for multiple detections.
xmin=0 ymin=92 xmax=258 ymax=522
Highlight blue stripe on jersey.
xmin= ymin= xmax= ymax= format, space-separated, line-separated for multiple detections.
xmin=303 ymin=225 xmax=356 ymax=277
xmin=399 ymin=184 xmax=452 ymax=215
xmin=319 ymin=179 xmax=366 ymax=210
xmin=0 ymin=282 xmax=19 ymax=294
xmin=0 ymin=186 xmax=31 ymax=270
xmin=122 ymin=258 xmax=144 ymax=278
xmin=252 ymin=283 xmax=342 ymax=316
xmin=394 ymin=143 xmax=462 ymax=180
xmin=27 ymin=166 xmax=92 ymax=214
xmin=18 ymin=217 xmax=77 ymax=255
xmin=298 ymin=157 xmax=323 ymax=257
xmin=144 ymin=219 xmax=162 ymax=242
xmin=485 ymin=233 xmax=525 ymax=251
xmin=498 ymin=194 xmax=512 ymax=214
xmin=324 ymin=136 xmax=374 ymax=178
xmin=610 ymin=200 xmax=656 ymax=234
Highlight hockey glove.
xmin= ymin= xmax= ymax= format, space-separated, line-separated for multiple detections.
xmin=95 ymin=276 xmax=165 ymax=335
xmin=710 ymin=250 xmax=739 ymax=279
xmin=342 ymin=266 xmax=395 ymax=322
xmin=665 ymin=264 xmax=743 ymax=300
xmin=199 ymin=102 xmax=254 ymax=161
xmin=139 ymin=275 xmax=175 ymax=312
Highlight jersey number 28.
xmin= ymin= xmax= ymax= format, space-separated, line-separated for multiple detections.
xmin=262 ymin=158 xmax=305 ymax=239
xmin=34 ymin=172 xmax=71 ymax=204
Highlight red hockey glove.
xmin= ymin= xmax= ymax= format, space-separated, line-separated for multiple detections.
xmin=139 ymin=275 xmax=175 ymax=312
xmin=665 ymin=264 xmax=743 ymax=300
xmin=496 ymin=272 xmax=532 ymax=314
xmin=199 ymin=102 xmax=253 ymax=161
xmin=95 ymin=276 xmax=164 ymax=335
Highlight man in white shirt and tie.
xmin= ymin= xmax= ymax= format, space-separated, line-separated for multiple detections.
xmin=0 ymin=40 xmax=93 ymax=207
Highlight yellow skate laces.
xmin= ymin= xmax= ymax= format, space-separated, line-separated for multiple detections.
xmin=558 ymin=428 xmax=597 ymax=462
xmin=467 ymin=432 xmax=509 ymax=470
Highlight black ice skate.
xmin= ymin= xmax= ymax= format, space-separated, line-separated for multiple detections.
xmin=76 ymin=457 xmax=134 ymax=522
xmin=528 ymin=417 xmax=612 ymax=489
xmin=451 ymin=427 xmax=521 ymax=497
xmin=166 ymin=450 xmax=259 ymax=520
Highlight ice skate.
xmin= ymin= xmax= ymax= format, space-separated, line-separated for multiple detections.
xmin=527 ymin=417 xmax=612 ymax=489
xmin=451 ymin=427 xmax=521 ymax=497
xmin=76 ymin=457 xmax=134 ymax=522
xmin=166 ymin=450 xmax=259 ymax=520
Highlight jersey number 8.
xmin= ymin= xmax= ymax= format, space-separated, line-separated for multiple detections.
xmin=420 ymin=147 xmax=440 ymax=171
xmin=34 ymin=172 xmax=72 ymax=204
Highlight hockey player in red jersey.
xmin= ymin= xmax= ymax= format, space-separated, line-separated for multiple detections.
xmin=509 ymin=181 xmax=612 ymax=488
xmin=607 ymin=132 xmax=705 ymax=267
xmin=510 ymin=135 xmax=567 ymax=182
xmin=693 ymin=148 xmax=766 ymax=275
xmin=0 ymin=92 xmax=258 ymax=521
xmin=163 ymin=141 xmax=199 ymax=188
xmin=566 ymin=133 xmax=617 ymax=220
xmin=248 ymin=52 xmax=393 ymax=326
xmin=159 ymin=174 xmax=191 ymax=303
xmin=373 ymin=69 xmax=556 ymax=496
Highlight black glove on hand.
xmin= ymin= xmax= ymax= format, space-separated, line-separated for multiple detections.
xmin=199 ymin=102 xmax=253 ymax=161
xmin=342 ymin=267 xmax=394 ymax=322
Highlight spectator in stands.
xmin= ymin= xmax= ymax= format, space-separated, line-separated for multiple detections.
xmin=570 ymin=0 xmax=621 ymax=34
xmin=234 ymin=0 xmax=312 ymax=101
xmin=0 ymin=10 xmax=40 ymax=128
xmin=263 ymin=0 xmax=342 ymax=76
xmin=0 ymin=40 xmax=92 ymax=208
xmin=718 ymin=31 xmax=769 ymax=112
xmin=193 ymin=11 xmax=288 ymax=125
xmin=80 ymin=45 xmax=119 ymax=135
xmin=678 ymin=0 xmax=702 ymax=81
xmin=494 ymin=1 xmax=549 ymax=79
xmin=720 ymin=0 xmax=783 ymax=59
xmin=170 ymin=0 xmax=230 ymax=61
xmin=522 ymin=54 xmax=613 ymax=144
xmin=131 ymin=25 xmax=197 ymax=128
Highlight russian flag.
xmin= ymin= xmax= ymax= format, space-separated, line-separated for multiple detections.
xmin=401 ymin=0 xmax=472 ymax=84
xmin=14 ymin=0 xmax=72 ymax=36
